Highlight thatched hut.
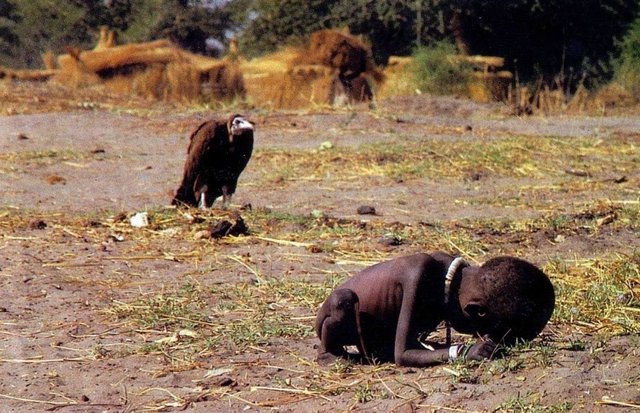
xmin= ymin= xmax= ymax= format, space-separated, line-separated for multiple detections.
xmin=52 ymin=32 xmax=244 ymax=103
xmin=241 ymin=30 xmax=382 ymax=109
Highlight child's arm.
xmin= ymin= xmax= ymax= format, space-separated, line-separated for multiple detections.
xmin=392 ymin=258 xmax=453 ymax=366
xmin=395 ymin=334 xmax=499 ymax=366
xmin=392 ymin=255 xmax=499 ymax=366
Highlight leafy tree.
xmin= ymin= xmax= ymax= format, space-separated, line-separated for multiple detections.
xmin=150 ymin=2 xmax=233 ymax=56
xmin=232 ymin=0 xmax=338 ymax=58
xmin=452 ymin=0 xmax=640 ymax=86
xmin=98 ymin=0 xmax=134 ymax=32
xmin=0 ymin=0 xmax=21 ymax=66
xmin=11 ymin=0 xmax=92 ymax=68
xmin=114 ymin=0 xmax=233 ymax=56
xmin=410 ymin=41 xmax=473 ymax=95
xmin=614 ymin=16 xmax=640 ymax=97
xmin=3 ymin=0 xmax=238 ymax=67
xmin=231 ymin=0 xmax=460 ymax=63
xmin=327 ymin=0 xmax=421 ymax=64
xmin=119 ymin=0 xmax=175 ymax=43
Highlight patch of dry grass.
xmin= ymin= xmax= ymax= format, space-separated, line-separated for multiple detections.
xmin=0 ymin=149 xmax=91 ymax=176
xmin=547 ymin=253 xmax=640 ymax=335
xmin=101 ymin=275 xmax=334 ymax=374
xmin=251 ymin=135 xmax=638 ymax=184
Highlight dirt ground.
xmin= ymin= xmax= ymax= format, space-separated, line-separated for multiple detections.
xmin=0 ymin=82 xmax=639 ymax=412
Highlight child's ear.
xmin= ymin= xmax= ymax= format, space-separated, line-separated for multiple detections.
xmin=464 ymin=302 xmax=488 ymax=319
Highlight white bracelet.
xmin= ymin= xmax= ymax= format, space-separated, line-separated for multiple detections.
xmin=448 ymin=345 xmax=460 ymax=360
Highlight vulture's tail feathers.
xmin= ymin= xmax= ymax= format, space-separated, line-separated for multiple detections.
xmin=172 ymin=184 xmax=196 ymax=207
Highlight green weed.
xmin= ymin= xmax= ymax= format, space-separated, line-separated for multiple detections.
xmin=409 ymin=42 xmax=474 ymax=96
xmin=498 ymin=391 xmax=573 ymax=412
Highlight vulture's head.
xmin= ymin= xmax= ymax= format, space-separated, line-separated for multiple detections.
xmin=228 ymin=114 xmax=254 ymax=143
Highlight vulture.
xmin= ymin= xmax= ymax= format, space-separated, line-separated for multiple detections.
xmin=172 ymin=114 xmax=254 ymax=209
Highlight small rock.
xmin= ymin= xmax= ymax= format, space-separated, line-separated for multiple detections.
xmin=468 ymin=172 xmax=482 ymax=181
xmin=204 ymin=367 xmax=234 ymax=378
xmin=29 ymin=219 xmax=47 ymax=230
xmin=240 ymin=202 xmax=252 ymax=211
xmin=210 ymin=215 xmax=249 ymax=238
xmin=182 ymin=212 xmax=205 ymax=224
xmin=17 ymin=133 xmax=29 ymax=140
xmin=217 ymin=377 xmax=237 ymax=387
xmin=228 ymin=216 xmax=249 ymax=236
xmin=306 ymin=245 xmax=323 ymax=253
xmin=45 ymin=175 xmax=66 ymax=185
xmin=194 ymin=230 xmax=211 ymax=240
xmin=177 ymin=329 xmax=198 ymax=339
xmin=108 ymin=233 xmax=125 ymax=242
xmin=357 ymin=205 xmax=376 ymax=215
xmin=159 ymin=227 xmax=179 ymax=236
xmin=564 ymin=168 xmax=590 ymax=177
xmin=80 ymin=395 xmax=90 ymax=402
xmin=465 ymin=125 xmax=473 ymax=131
xmin=616 ymin=293 xmax=631 ymax=304
xmin=112 ymin=212 xmax=128 ymax=223
xmin=379 ymin=236 xmax=403 ymax=246
xmin=311 ymin=209 xmax=325 ymax=218
xmin=210 ymin=220 xmax=233 ymax=238
xmin=319 ymin=141 xmax=333 ymax=151
xmin=90 ymin=148 xmax=105 ymax=154
xmin=596 ymin=214 xmax=615 ymax=226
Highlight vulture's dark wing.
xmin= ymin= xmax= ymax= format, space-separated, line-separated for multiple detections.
xmin=172 ymin=120 xmax=228 ymax=206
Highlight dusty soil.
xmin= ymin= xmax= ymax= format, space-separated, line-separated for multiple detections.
xmin=0 ymin=82 xmax=638 ymax=412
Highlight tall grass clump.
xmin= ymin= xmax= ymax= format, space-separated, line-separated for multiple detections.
xmin=614 ymin=17 xmax=640 ymax=99
xmin=409 ymin=42 xmax=473 ymax=96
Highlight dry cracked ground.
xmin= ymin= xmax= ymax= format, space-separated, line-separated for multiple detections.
xmin=0 ymin=82 xmax=639 ymax=412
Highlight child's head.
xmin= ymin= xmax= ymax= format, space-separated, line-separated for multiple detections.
xmin=464 ymin=257 xmax=555 ymax=344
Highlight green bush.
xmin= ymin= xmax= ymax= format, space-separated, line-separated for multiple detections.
xmin=409 ymin=42 xmax=473 ymax=96
xmin=615 ymin=17 xmax=640 ymax=98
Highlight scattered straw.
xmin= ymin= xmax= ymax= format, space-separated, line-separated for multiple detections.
xmin=597 ymin=396 xmax=640 ymax=409
xmin=134 ymin=387 xmax=181 ymax=400
xmin=253 ymin=236 xmax=312 ymax=247
xmin=0 ymin=393 xmax=73 ymax=406
xmin=222 ymin=392 xmax=262 ymax=407
xmin=226 ymin=254 xmax=263 ymax=280
xmin=416 ymin=404 xmax=481 ymax=413
xmin=250 ymin=386 xmax=332 ymax=402
xmin=0 ymin=357 xmax=88 ymax=363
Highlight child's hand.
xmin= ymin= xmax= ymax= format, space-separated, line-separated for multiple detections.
xmin=465 ymin=337 xmax=498 ymax=361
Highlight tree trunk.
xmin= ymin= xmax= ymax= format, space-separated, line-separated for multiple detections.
xmin=450 ymin=12 xmax=470 ymax=55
